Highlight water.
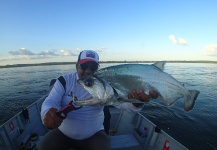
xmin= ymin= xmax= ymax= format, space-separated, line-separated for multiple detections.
xmin=0 ymin=63 xmax=217 ymax=149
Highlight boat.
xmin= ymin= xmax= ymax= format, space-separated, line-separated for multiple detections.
xmin=0 ymin=80 xmax=188 ymax=150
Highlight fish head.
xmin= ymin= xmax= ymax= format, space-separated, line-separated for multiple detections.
xmin=76 ymin=76 xmax=114 ymax=106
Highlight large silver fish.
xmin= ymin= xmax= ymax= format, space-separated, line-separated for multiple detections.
xmin=75 ymin=62 xmax=200 ymax=111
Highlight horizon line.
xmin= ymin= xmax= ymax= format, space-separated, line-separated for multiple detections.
xmin=0 ymin=60 xmax=217 ymax=69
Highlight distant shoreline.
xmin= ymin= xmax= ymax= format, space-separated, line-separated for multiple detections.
xmin=0 ymin=60 xmax=217 ymax=69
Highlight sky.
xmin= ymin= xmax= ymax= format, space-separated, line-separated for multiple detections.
xmin=0 ymin=0 xmax=217 ymax=66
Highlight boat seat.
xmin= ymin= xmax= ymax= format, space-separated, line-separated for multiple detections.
xmin=110 ymin=134 xmax=144 ymax=150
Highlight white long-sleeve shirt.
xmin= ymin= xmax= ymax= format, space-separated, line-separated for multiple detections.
xmin=41 ymin=72 xmax=142 ymax=140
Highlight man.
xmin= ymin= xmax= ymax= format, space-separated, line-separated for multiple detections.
xmin=38 ymin=50 xmax=158 ymax=150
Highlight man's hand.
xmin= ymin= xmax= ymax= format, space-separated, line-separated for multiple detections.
xmin=128 ymin=89 xmax=158 ymax=107
xmin=44 ymin=107 xmax=63 ymax=129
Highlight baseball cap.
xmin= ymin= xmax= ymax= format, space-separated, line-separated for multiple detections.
xmin=78 ymin=50 xmax=99 ymax=64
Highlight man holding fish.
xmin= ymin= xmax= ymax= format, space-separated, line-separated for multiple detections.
xmin=39 ymin=50 xmax=158 ymax=150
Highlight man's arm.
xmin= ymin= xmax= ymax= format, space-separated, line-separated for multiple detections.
xmin=41 ymin=80 xmax=65 ymax=128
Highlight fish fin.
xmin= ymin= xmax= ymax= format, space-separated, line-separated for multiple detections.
xmin=153 ymin=61 xmax=166 ymax=70
xmin=164 ymin=97 xmax=181 ymax=107
xmin=184 ymin=90 xmax=200 ymax=112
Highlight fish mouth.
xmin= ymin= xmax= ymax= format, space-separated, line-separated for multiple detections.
xmin=79 ymin=76 xmax=95 ymax=87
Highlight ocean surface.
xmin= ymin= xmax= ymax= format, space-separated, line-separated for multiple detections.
xmin=0 ymin=63 xmax=217 ymax=150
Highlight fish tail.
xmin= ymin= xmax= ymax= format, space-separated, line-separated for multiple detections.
xmin=184 ymin=90 xmax=200 ymax=112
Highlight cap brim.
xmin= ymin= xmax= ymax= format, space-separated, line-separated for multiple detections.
xmin=79 ymin=59 xmax=98 ymax=64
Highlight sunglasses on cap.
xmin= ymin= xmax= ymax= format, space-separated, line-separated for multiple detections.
xmin=80 ymin=62 xmax=99 ymax=72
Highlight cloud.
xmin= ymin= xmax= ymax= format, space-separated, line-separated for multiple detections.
xmin=76 ymin=48 xmax=82 ymax=52
xmin=169 ymin=35 xmax=187 ymax=45
xmin=1 ymin=47 xmax=106 ymax=63
xmin=9 ymin=48 xmax=35 ymax=55
xmin=204 ymin=44 xmax=217 ymax=56
xmin=169 ymin=35 xmax=177 ymax=44
xmin=8 ymin=48 xmax=60 ymax=59
xmin=60 ymin=49 xmax=76 ymax=56
xmin=76 ymin=47 xmax=106 ymax=53
xmin=0 ymin=48 xmax=78 ymax=62
xmin=0 ymin=56 xmax=20 ymax=61
xmin=38 ymin=50 xmax=59 ymax=56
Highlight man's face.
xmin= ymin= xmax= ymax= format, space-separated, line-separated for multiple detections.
xmin=77 ymin=61 xmax=99 ymax=79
